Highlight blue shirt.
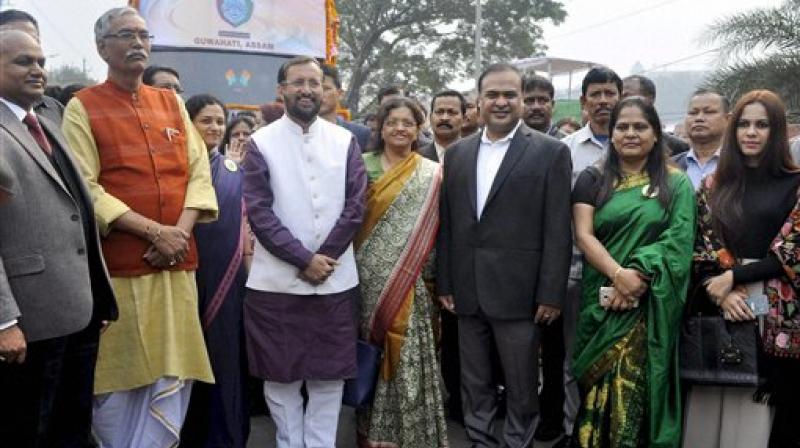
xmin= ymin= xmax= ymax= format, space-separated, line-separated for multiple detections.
xmin=685 ymin=147 xmax=720 ymax=190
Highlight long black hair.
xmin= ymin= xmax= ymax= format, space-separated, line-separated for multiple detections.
xmin=709 ymin=90 xmax=798 ymax=247
xmin=595 ymin=96 xmax=672 ymax=209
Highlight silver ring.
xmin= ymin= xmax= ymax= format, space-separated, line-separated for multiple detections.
xmin=169 ymin=260 xmax=177 ymax=266
xmin=0 ymin=355 xmax=6 ymax=362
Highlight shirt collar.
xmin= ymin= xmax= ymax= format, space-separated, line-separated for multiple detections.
xmin=480 ymin=119 xmax=522 ymax=145
xmin=686 ymin=146 xmax=721 ymax=163
xmin=0 ymin=97 xmax=30 ymax=122
xmin=574 ymin=123 xmax=608 ymax=149
xmin=281 ymin=113 xmax=320 ymax=136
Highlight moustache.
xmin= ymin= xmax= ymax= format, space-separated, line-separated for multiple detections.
xmin=125 ymin=50 xmax=147 ymax=60
xmin=295 ymin=94 xmax=319 ymax=103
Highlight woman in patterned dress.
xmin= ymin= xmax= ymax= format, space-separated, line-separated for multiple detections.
xmin=355 ymin=97 xmax=448 ymax=447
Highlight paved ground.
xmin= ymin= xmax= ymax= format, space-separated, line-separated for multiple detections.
xmin=247 ymin=409 xmax=561 ymax=447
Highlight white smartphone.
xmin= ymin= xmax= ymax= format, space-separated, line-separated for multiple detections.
xmin=599 ymin=286 xmax=639 ymax=309
xmin=599 ymin=286 xmax=614 ymax=308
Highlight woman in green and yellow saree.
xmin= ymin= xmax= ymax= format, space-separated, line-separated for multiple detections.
xmin=571 ymin=97 xmax=695 ymax=448
xmin=355 ymin=98 xmax=448 ymax=447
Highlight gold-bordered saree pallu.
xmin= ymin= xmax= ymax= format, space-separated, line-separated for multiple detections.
xmin=354 ymin=153 xmax=448 ymax=448
xmin=572 ymin=170 xmax=695 ymax=448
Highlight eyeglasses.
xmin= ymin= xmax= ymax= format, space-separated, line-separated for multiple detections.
xmin=281 ymin=79 xmax=322 ymax=90
xmin=103 ymin=30 xmax=154 ymax=42
xmin=156 ymin=83 xmax=184 ymax=94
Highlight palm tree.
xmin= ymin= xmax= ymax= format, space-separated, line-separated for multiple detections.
xmin=702 ymin=0 xmax=800 ymax=120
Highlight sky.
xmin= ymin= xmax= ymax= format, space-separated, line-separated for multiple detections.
xmin=3 ymin=0 xmax=776 ymax=85
xmin=539 ymin=0 xmax=775 ymax=77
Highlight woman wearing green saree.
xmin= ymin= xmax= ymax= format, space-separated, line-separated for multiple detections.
xmin=355 ymin=98 xmax=448 ymax=447
xmin=571 ymin=97 xmax=695 ymax=448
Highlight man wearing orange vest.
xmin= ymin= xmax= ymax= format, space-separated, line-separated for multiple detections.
xmin=62 ymin=7 xmax=218 ymax=447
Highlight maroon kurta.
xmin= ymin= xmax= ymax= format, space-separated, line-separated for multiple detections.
xmin=241 ymin=139 xmax=366 ymax=382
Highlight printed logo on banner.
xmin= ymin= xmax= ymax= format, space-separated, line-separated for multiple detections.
xmin=225 ymin=69 xmax=252 ymax=90
xmin=217 ymin=0 xmax=254 ymax=28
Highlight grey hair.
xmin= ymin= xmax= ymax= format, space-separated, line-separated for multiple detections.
xmin=94 ymin=7 xmax=140 ymax=43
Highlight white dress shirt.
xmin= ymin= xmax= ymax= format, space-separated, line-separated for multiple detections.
xmin=476 ymin=120 xmax=521 ymax=218
xmin=0 ymin=97 xmax=29 ymax=122
xmin=434 ymin=141 xmax=447 ymax=162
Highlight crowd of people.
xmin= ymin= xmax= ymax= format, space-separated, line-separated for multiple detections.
xmin=1 ymin=5 xmax=799 ymax=448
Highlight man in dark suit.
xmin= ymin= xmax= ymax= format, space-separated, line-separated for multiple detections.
xmin=0 ymin=9 xmax=65 ymax=125
xmin=421 ymin=89 xmax=468 ymax=422
xmin=523 ymin=75 xmax=564 ymax=140
xmin=0 ymin=30 xmax=117 ymax=446
xmin=320 ymin=64 xmax=372 ymax=151
xmin=419 ymin=89 xmax=465 ymax=163
xmin=437 ymin=63 xmax=573 ymax=447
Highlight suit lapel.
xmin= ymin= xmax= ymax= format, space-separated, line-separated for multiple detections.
xmin=484 ymin=125 xmax=530 ymax=209
xmin=0 ymin=104 xmax=70 ymax=196
xmin=40 ymin=114 xmax=86 ymax=203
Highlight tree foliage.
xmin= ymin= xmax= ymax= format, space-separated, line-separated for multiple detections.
xmin=702 ymin=0 xmax=800 ymax=121
xmin=336 ymin=0 xmax=566 ymax=116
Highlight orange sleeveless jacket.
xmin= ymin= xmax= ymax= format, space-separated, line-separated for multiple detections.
xmin=75 ymin=81 xmax=197 ymax=276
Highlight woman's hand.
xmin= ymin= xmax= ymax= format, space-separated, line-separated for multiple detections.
xmin=705 ymin=270 xmax=734 ymax=305
xmin=226 ymin=138 xmax=247 ymax=163
xmin=613 ymin=268 xmax=648 ymax=298
xmin=607 ymin=289 xmax=637 ymax=312
xmin=719 ymin=289 xmax=756 ymax=321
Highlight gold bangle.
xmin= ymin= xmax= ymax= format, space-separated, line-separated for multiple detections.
xmin=612 ymin=266 xmax=623 ymax=285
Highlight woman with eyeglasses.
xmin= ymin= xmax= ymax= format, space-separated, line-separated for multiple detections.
xmin=685 ymin=90 xmax=800 ymax=448
xmin=355 ymin=97 xmax=447 ymax=447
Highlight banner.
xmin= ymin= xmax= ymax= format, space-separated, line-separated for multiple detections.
xmin=137 ymin=0 xmax=326 ymax=57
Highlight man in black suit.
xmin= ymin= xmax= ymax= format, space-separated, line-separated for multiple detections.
xmin=0 ymin=29 xmax=117 ymax=447
xmin=0 ymin=9 xmax=65 ymax=125
xmin=419 ymin=89 xmax=466 ymax=163
xmin=420 ymin=89 xmax=467 ymax=422
xmin=437 ymin=63 xmax=573 ymax=447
